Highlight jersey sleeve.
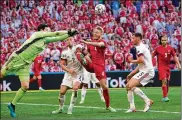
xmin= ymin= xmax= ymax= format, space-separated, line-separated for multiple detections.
xmin=43 ymin=34 xmax=69 ymax=44
xmin=136 ymin=46 xmax=144 ymax=57
xmin=31 ymin=31 xmax=68 ymax=40
xmin=171 ymin=47 xmax=176 ymax=56
xmin=152 ymin=48 xmax=158 ymax=57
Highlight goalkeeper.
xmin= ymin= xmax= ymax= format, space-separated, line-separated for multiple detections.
xmin=0 ymin=24 xmax=77 ymax=118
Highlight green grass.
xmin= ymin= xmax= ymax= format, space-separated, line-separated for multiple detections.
xmin=1 ymin=87 xmax=181 ymax=120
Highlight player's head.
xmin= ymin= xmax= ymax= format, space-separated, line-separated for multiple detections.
xmin=66 ymin=37 xmax=74 ymax=47
xmin=37 ymin=24 xmax=51 ymax=32
xmin=75 ymin=44 xmax=83 ymax=53
xmin=92 ymin=26 xmax=104 ymax=40
xmin=131 ymin=33 xmax=142 ymax=45
xmin=159 ymin=35 xmax=168 ymax=46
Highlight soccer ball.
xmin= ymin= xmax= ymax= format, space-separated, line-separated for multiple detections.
xmin=95 ymin=4 xmax=106 ymax=14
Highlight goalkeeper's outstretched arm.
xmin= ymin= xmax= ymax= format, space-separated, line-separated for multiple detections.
xmin=43 ymin=29 xmax=78 ymax=44
xmin=31 ymin=31 xmax=68 ymax=39
xmin=44 ymin=34 xmax=69 ymax=44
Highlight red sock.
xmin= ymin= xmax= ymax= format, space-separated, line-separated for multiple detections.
xmin=162 ymin=85 xmax=167 ymax=97
xmin=38 ymin=79 xmax=42 ymax=88
xmin=29 ymin=78 xmax=35 ymax=83
xmin=167 ymin=81 xmax=169 ymax=94
xmin=103 ymin=89 xmax=110 ymax=108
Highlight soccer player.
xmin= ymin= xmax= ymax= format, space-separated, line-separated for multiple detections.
xmin=76 ymin=26 xmax=116 ymax=112
xmin=51 ymin=38 xmax=83 ymax=115
xmin=75 ymin=44 xmax=105 ymax=104
xmin=0 ymin=24 xmax=77 ymax=118
xmin=29 ymin=54 xmax=44 ymax=91
xmin=125 ymin=33 xmax=154 ymax=113
xmin=152 ymin=35 xmax=181 ymax=102
xmin=80 ymin=68 xmax=105 ymax=104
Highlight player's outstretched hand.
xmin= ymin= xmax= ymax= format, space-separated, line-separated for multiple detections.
xmin=68 ymin=29 xmax=78 ymax=36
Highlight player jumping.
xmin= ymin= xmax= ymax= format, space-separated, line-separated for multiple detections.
xmin=76 ymin=26 xmax=116 ymax=112
xmin=152 ymin=35 xmax=181 ymax=102
xmin=0 ymin=24 xmax=78 ymax=118
xmin=126 ymin=33 xmax=154 ymax=113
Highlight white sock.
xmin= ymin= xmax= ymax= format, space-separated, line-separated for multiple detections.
xmin=69 ymin=91 xmax=78 ymax=111
xmin=58 ymin=94 xmax=65 ymax=110
xmin=127 ymin=90 xmax=135 ymax=109
xmin=81 ymin=87 xmax=87 ymax=101
xmin=97 ymin=87 xmax=104 ymax=100
xmin=133 ymin=87 xmax=150 ymax=103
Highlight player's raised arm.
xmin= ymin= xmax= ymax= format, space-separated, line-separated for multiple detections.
xmin=30 ymin=24 xmax=77 ymax=40
xmin=81 ymin=40 xmax=105 ymax=47
xmin=43 ymin=29 xmax=78 ymax=44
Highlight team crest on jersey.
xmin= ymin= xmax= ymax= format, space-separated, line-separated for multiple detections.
xmin=102 ymin=72 xmax=104 ymax=76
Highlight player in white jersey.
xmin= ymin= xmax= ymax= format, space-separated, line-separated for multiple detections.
xmin=52 ymin=37 xmax=83 ymax=115
xmin=126 ymin=33 xmax=154 ymax=113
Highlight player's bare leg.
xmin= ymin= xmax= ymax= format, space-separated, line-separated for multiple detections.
xmin=52 ymin=85 xmax=68 ymax=114
xmin=99 ymin=79 xmax=116 ymax=112
xmin=95 ymin=83 xmax=105 ymax=102
xmin=80 ymin=83 xmax=88 ymax=104
xmin=126 ymin=78 xmax=153 ymax=112
xmin=67 ymin=81 xmax=80 ymax=114
xmin=8 ymin=80 xmax=29 ymax=118
xmin=161 ymin=80 xmax=169 ymax=102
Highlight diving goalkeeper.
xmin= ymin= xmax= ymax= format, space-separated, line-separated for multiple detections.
xmin=0 ymin=24 xmax=77 ymax=118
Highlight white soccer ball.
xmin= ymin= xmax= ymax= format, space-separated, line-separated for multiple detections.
xmin=95 ymin=4 xmax=106 ymax=14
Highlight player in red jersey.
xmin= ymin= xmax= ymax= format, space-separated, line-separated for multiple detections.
xmin=29 ymin=55 xmax=45 ymax=91
xmin=152 ymin=35 xmax=181 ymax=102
xmin=76 ymin=26 xmax=116 ymax=112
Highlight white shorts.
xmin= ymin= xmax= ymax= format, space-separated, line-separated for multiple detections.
xmin=61 ymin=73 xmax=82 ymax=88
xmin=133 ymin=70 xmax=155 ymax=86
xmin=82 ymin=68 xmax=99 ymax=84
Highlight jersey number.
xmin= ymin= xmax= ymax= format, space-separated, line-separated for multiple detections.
xmin=137 ymin=72 xmax=144 ymax=78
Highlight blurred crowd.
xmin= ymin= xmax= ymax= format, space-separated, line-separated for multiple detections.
xmin=1 ymin=0 xmax=181 ymax=72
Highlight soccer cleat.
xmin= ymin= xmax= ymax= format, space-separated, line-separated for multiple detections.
xmin=7 ymin=103 xmax=16 ymax=118
xmin=52 ymin=108 xmax=63 ymax=114
xmin=79 ymin=100 xmax=84 ymax=104
xmin=67 ymin=107 xmax=73 ymax=114
xmin=39 ymin=87 xmax=45 ymax=91
xmin=143 ymin=100 xmax=154 ymax=112
xmin=106 ymin=106 xmax=116 ymax=112
xmin=162 ymin=97 xmax=170 ymax=102
xmin=125 ymin=108 xmax=136 ymax=113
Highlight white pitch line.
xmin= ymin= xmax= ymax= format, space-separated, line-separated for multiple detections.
xmin=1 ymin=102 xmax=180 ymax=114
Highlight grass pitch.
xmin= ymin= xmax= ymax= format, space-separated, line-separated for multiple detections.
xmin=1 ymin=87 xmax=181 ymax=120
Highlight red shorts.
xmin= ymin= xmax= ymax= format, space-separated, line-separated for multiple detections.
xmin=93 ymin=64 xmax=107 ymax=80
xmin=158 ymin=67 xmax=170 ymax=80
xmin=83 ymin=63 xmax=106 ymax=80
xmin=33 ymin=69 xmax=41 ymax=76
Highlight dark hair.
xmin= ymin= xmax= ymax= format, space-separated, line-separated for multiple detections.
xmin=37 ymin=24 xmax=49 ymax=31
xmin=134 ymin=33 xmax=142 ymax=40
xmin=159 ymin=35 xmax=163 ymax=45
